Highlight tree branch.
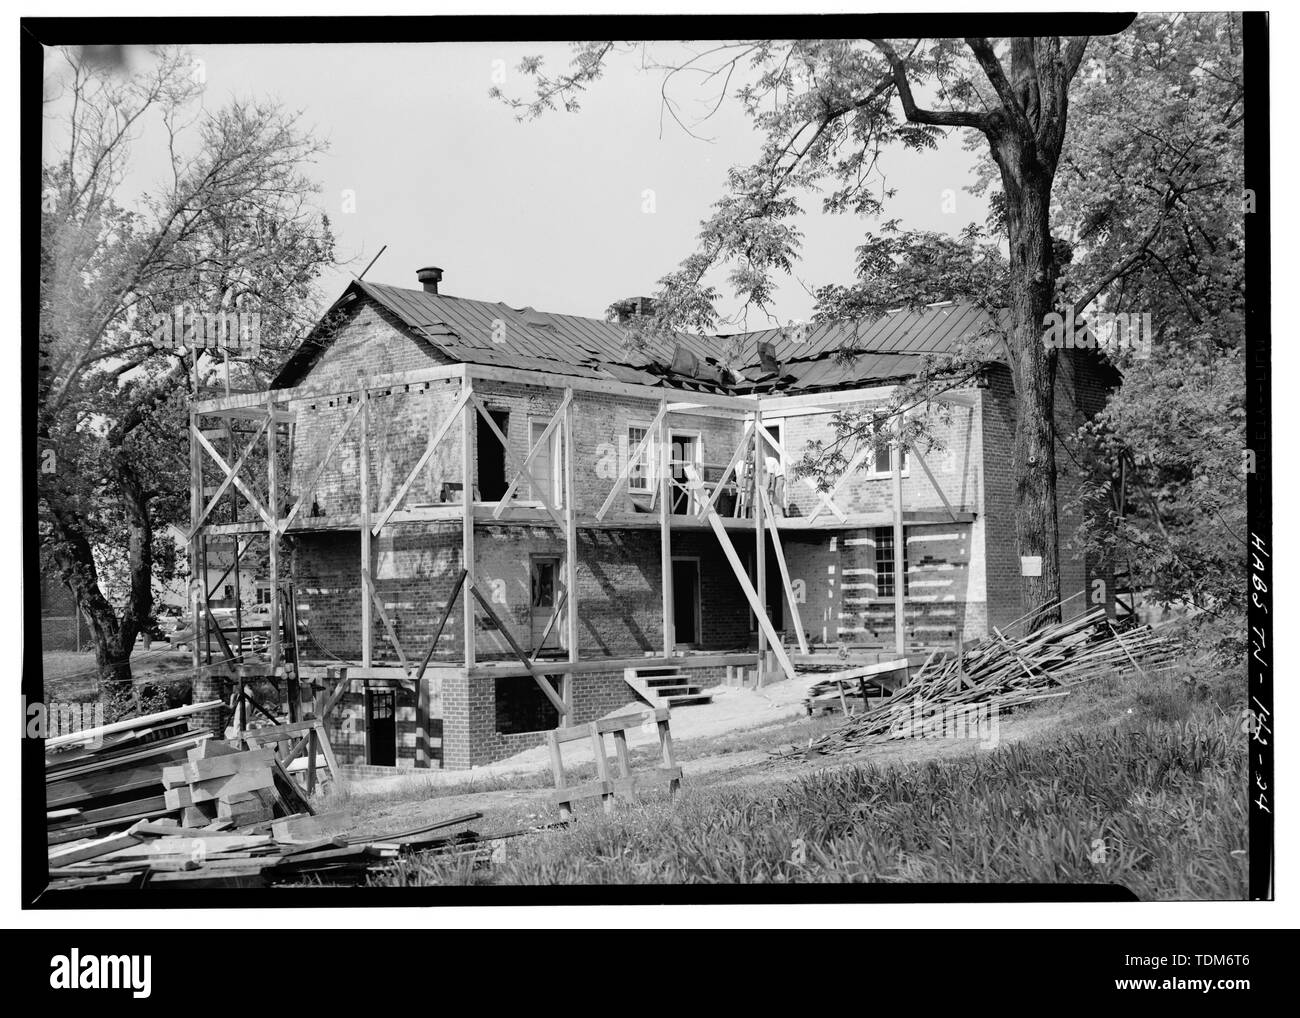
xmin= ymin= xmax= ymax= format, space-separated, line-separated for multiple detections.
xmin=869 ymin=39 xmax=988 ymax=130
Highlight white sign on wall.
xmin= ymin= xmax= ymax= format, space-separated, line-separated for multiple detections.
xmin=1020 ymin=556 xmax=1042 ymax=577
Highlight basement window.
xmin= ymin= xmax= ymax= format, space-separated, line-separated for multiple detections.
xmin=495 ymin=674 xmax=561 ymax=735
xmin=874 ymin=526 xmax=910 ymax=598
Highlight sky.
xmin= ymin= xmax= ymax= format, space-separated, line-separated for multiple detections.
xmin=45 ymin=40 xmax=989 ymax=333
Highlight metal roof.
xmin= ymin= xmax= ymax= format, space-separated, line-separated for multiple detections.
xmin=272 ymin=282 xmax=1005 ymax=395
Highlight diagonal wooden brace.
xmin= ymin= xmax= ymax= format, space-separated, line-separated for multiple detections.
xmin=192 ymin=426 xmax=275 ymax=533
xmin=372 ymin=386 xmax=472 ymax=536
xmin=470 ymin=395 xmax=566 ymax=531
xmin=467 ymin=582 xmax=568 ymax=715
xmin=282 ymin=398 xmax=363 ymax=532
xmin=493 ymin=390 xmax=574 ymax=517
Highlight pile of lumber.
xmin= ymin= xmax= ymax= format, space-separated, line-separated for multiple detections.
xmin=800 ymin=608 xmax=1179 ymax=756
xmin=160 ymin=739 xmax=310 ymax=829
xmin=46 ymin=701 xmax=227 ymax=845
xmin=44 ymin=810 xmax=512 ymax=892
xmin=45 ymin=700 xmax=346 ymax=890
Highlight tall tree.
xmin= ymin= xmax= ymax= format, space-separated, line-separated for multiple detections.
xmin=499 ymin=35 xmax=1103 ymax=628
xmin=40 ymin=46 xmax=336 ymax=702
xmin=1039 ymin=15 xmax=1245 ymax=628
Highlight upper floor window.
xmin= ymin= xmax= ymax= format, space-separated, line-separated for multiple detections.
xmin=865 ymin=415 xmax=909 ymax=478
xmin=628 ymin=425 xmax=654 ymax=493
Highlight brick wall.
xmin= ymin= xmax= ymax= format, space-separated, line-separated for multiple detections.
xmin=446 ymin=663 xmax=734 ymax=769
xmin=324 ymin=681 xmax=424 ymax=767
xmin=979 ymin=355 xmax=1116 ymax=630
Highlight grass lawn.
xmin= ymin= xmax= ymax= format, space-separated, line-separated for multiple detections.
xmin=368 ymin=660 xmax=1249 ymax=898
xmin=41 ymin=647 xmax=194 ymax=703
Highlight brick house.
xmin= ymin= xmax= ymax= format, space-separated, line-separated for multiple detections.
xmin=188 ymin=266 xmax=1116 ymax=770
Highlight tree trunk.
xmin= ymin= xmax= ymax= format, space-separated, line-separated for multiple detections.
xmin=999 ymin=145 xmax=1062 ymax=630
xmin=114 ymin=452 xmax=154 ymax=653
xmin=45 ymin=506 xmax=135 ymax=699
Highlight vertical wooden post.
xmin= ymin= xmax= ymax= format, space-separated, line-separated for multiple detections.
xmin=188 ymin=408 xmax=202 ymax=679
xmin=754 ymin=407 xmax=767 ymax=687
xmin=359 ymin=382 xmax=372 ymax=669
xmin=892 ymin=414 xmax=906 ymax=657
xmin=546 ymin=731 xmax=571 ymax=822
xmin=266 ymin=393 xmax=281 ymax=673
xmin=461 ymin=377 xmax=476 ymax=669
xmin=589 ymin=722 xmax=613 ymax=814
xmin=658 ymin=398 xmax=674 ymax=656
xmin=657 ymin=715 xmax=681 ymax=797
xmin=562 ymin=390 xmax=578 ymax=714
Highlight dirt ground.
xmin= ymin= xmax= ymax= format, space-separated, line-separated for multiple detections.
xmin=329 ymin=676 xmax=1078 ymax=843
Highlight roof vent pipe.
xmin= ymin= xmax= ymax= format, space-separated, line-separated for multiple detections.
xmin=416 ymin=266 xmax=443 ymax=294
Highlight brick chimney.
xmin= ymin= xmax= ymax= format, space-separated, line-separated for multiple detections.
xmin=417 ymin=266 xmax=443 ymax=294
xmin=610 ymin=295 xmax=656 ymax=324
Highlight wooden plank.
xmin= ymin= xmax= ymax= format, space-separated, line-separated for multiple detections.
xmin=360 ymin=384 xmax=372 ymax=669
xmin=658 ymin=398 xmax=675 ymax=655
xmin=188 ymin=768 xmax=275 ymax=804
xmin=891 ymin=418 xmax=906 ymax=656
xmin=754 ymin=407 xmax=767 ymax=684
xmin=545 ymin=732 xmax=570 ymax=821
xmin=907 ymin=440 xmax=960 ymax=523
xmin=44 ymin=701 xmax=223 ymax=751
xmin=48 ymin=832 xmax=141 ymax=867
xmin=187 ymin=416 xmax=270 ymax=539
xmin=612 ymin=729 xmax=632 ymax=779
xmin=692 ymin=475 xmax=797 ymax=681
xmin=593 ymin=708 xmax=669 ymax=734
xmin=492 ymin=389 xmax=573 ymax=517
xmin=365 ymin=575 xmax=410 ymax=670
xmin=612 ymin=767 xmax=683 ymax=798
xmin=372 ymin=387 xmax=471 ymax=535
xmin=182 ymin=747 xmax=276 ymax=783
xmin=468 ymin=584 xmax=568 ymax=715
xmin=471 ymin=395 xmax=566 ymax=531
xmin=562 ymin=390 xmax=579 ymax=714
xmin=236 ymin=720 xmax=320 ymax=743
xmin=595 ymin=401 xmax=668 ymax=520
xmin=589 ymin=723 xmax=614 ymax=814
xmin=550 ymin=779 xmax=613 ymax=806
xmin=192 ymin=425 xmax=274 ymax=531
xmin=415 ymin=568 xmax=467 ymax=682
xmin=462 ymin=382 xmax=475 ymax=670
xmin=282 ymin=398 xmax=363 ymax=531
xmin=759 ymin=486 xmax=810 ymax=655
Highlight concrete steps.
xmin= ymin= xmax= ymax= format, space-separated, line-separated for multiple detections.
xmin=623 ymin=667 xmax=713 ymax=710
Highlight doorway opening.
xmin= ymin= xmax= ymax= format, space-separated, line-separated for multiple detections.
xmin=476 ymin=408 xmax=509 ymax=501
xmin=671 ymin=556 xmax=701 ymax=646
xmin=365 ymin=687 xmax=396 ymax=767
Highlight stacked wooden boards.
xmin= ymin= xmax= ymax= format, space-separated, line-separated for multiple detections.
xmin=44 ymin=811 xmax=496 ymax=892
xmin=46 ymin=701 xmax=224 ymax=845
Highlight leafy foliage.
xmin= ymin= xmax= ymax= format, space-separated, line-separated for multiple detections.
xmin=39 ymin=46 xmax=338 ymax=696
xmin=1047 ymin=15 xmax=1246 ymax=621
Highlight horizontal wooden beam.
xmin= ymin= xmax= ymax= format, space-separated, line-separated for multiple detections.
xmin=470 ymin=651 xmax=758 ymax=680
